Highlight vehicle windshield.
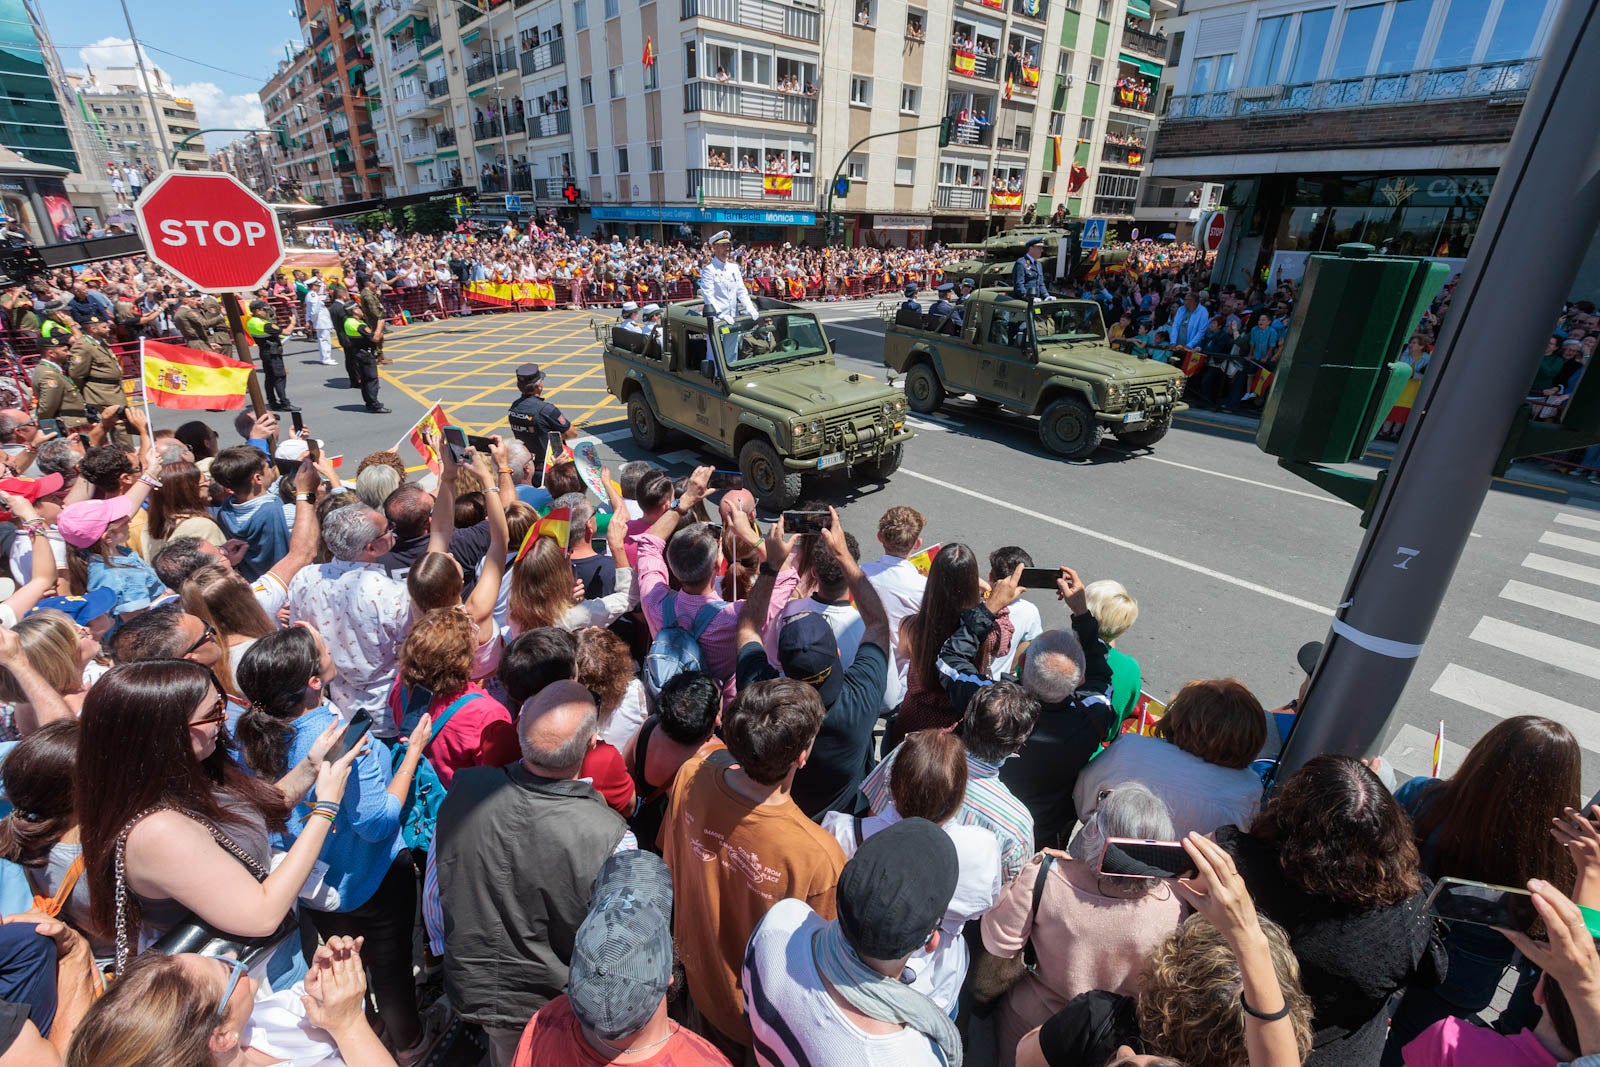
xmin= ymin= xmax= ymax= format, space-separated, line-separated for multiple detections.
xmin=1031 ymin=301 xmax=1106 ymax=342
xmin=724 ymin=312 xmax=831 ymax=368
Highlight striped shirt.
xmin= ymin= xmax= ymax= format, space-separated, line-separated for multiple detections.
xmin=861 ymin=749 xmax=1034 ymax=883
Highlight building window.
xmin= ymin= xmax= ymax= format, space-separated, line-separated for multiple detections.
xmin=1096 ymin=0 xmax=1109 ymax=17
xmin=608 ymin=67 xmax=623 ymax=97
xmin=1378 ymin=0 xmax=1431 ymax=74
xmin=588 ymin=149 xmax=600 ymax=174
xmin=649 ymin=143 xmax=663 ymax=171
xmin=574 ymin=0 xmax=588 ymax=28
xmin=616 ymin=146 xmax=630 ymax=172
xmin=906 ymin=6 xmax=926 ymax=39
xmin=1015 ymin=126 xmax=1031 ymax=152
xmin=1086 ymin=59 xmax=1101 ymax=83
xmin=1048 ymin=111 xmax=1064 ymax=135
xmin=895 ymin=157 xmax=915 ymax=184
xmin=1058 ymin=49 xmax=1074 ymax=77
xmin=850 ymin=77 xmax=872 ymax=106
xmin=1246 ymin=14 xmax=1291 ymax=86
xmin=900 ymin=86 xmax=920 ymax=113
xmin=604 ymin=0 xmax=619 ymax=16
xmin=580 ymin=76 xmax=594 ymax=104
xmin=846 ymin=153 xmax=867 ymax=179
xmin=1039 ymin=175 xmax=1053 ymax=195
xmin=853 ymin=0 xmax=875 ymax=27
xmin=1078 ymin=116 xmax=1094 ymax=140
xmin=1287 ymin=9 xmax=1334 ymax=83
xmin=644 ymin=62 xmax=658 ymax=90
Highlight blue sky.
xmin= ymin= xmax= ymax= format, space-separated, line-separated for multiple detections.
xmin=37 ymin=0 xmax=304 ymax=147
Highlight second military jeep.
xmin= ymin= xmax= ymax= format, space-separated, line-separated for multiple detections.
xmin=601 ymin=297 xmax=913 ymax=510
xmin=880 ymin=289 xmax=1187 ymax=459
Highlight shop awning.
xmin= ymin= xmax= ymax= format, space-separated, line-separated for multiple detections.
xmin=1126 ymin=0 xmax=1151 ymax=17
xmin=1120 ymin=52 xmax=1163 ymax=78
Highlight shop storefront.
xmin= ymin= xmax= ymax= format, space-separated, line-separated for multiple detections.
xmin=588 ymin=204 xmax=818 ymax=246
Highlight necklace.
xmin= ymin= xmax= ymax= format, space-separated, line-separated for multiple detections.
xmin=589 ymin=1023 xmax=677 ymax=1056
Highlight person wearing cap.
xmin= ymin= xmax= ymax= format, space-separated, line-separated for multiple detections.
xmin=30 ymin=334 xmax=86 ymax=429
xmin=172 ymin=292 xmax=224 ymax=352
xmin=433 ymin=681 xmax=631 ymax=1067
xmin=508 ymin=850 xmax=731 ymax=1066
xmin=700 ymin=232 xmax=758 ymax=367
xmin=507 ymin=363 xmax=576 ymax=477
xmin=743 ymin=817 xmax=963 ymax=1066
xmin=618 ymin=301 xmax=645 ymax=334
xmin=341 ymin=306 xmax=388 ymax=414
xmin=65 ymin=316 xmax=127 ymax=444
xmin=641 ymin=303 xmax=664 ymax=344
xmin=900 ymin=282 xmax=922 ymax=315
xmin=1011 ymin=236 xmax=1050 ymax=302
xmin=0 ymin=484 xmax=66 ymax=623
xmin=302 ymin=279 xmax=336 ymax=366
xmin=928 ymin=281 xmax=957 ymax=325
xmin=244 ymin=300 xmax=296 ymax=413
xmin=738 ymin=509 xmax=891 ymax=819
xmin=57 ymin=494 xmax=166 ymax=619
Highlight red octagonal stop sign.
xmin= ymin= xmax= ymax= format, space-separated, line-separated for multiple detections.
xmin=134 ymin=172 xmax=285 ymax=293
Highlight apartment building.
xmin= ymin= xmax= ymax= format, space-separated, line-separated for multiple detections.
xmin=1149 ymin=0 xmax=1557 ymax=287
xmin=215 ymin=131 xmax=284 ymax=196
xmin=74 ymin=67 xmax=209 ymax=171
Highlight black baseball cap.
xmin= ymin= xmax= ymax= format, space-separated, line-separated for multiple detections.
xmin=778 ymin=612 xmax=844 ymax=706
xmin=1297 ymin=640 xmax=1322 ymax=675
xmin=838 ymin=818 xmax=958 ymax=959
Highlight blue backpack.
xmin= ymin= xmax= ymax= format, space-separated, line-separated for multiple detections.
xmin=392 ymin=691 xmax=474 ymax=854
xmin=643 ymin=593 xmax=722 ymax=700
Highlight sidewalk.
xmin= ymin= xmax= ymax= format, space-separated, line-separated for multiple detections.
xmin=1175 ymin=405 xmax=1600 ymax=505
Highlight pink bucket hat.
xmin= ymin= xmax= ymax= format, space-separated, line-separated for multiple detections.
xmin=57 ymin=496 xmax=135 ymax=549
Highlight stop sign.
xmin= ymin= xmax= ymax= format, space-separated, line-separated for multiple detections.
xmin=134 ymin=172 xmax=284 ymax=292
xmin=1204 ymin=212 xmax=1226 ymax=252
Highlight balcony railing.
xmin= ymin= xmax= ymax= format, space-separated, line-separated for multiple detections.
xmin=392 ymin=94 xmax=429 ymax=118
xmin=472 ymin=117 xmax=502 ymax=140
xmin=435 ymin=127 xmax=457 ymax=147
xmin=388 ymin=38 xmax=419 ymax=69
xmin=375 ymin=0 xmax=426 ymax=34
xmin=1010 ymin=0 xmax=1046 ymax=19
xmin=943 ymin=115 xmax=995 ymax=147
xmin=687 ymin=168 xmax=816 ymax=202
xmin=681 ymin=0 xmax=820 ymax=42
xmin=458 ymin=2 xmax=484 ymax=26
xmin=520 ymin=37 xmax=566 ymax=76
xmin=950 ymin=47 xmax=1000 ymax=82
xmin=1110 ymin=82 xmax=1159 ymax=113
xmin=505 ymin=112 xmax=526 ymax=135
xmin=465 ymin=55 xmax=498 ymax=84
xmin=936 ymin=184 xmax=986 ymax=210
xmin=527 ymin=111 xmax=573 ymax=139
xmin=1165 ymin=58 xmax=1536 ymax=121
xmin=1101 ymin=142 xmax=1146 ymax=166
xmin=683 ymin=80 xmax=816 ymax=123
xmin=400 ymin=133 xmax=435 ymax=159
xmin=415 ymin=23 xmax=439 ymax=50
xmin=534 ymin=177 xmax=568 ymax=199
xmin=1093 ymin=196 xmax=1137 ymax=216
xmin=1123 ymin=27 xmax=1168 ymax=62
xmin=426 ymin=76 xmax=449 ymax=99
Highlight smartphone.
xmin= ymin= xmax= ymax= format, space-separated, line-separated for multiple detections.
xmin=783 ymin=510 xmax=832 ymax=534
xmin=399 ymin=683 xmax=434 ymax=734
xmin=1426 ymin=877 xmax=1539 ymax=932
xmin=1099 ymin=838 xmax=1198 ymax=880
xmin=1018 ymin=566 xmax=1063 ymax=589
xmin=290 ymin=410 xmax=304 ymax=435
xmin=274 ymin=457 xmax=301 ymax=478
xmin=467 ymin=433 xmax=495 ymax=453
xmin=708 ymin=470 xmax=743 ymax=492
xmin=306 ymin=436 xmax=321 ymax=463
xmin=442 ymin=426 xmax=470 ymax=464
xmin=325 ymin=710 xmax=372 ymax=762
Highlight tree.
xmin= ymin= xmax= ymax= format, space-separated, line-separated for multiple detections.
xmin=402 ymin=200 xmax=453 ymax=234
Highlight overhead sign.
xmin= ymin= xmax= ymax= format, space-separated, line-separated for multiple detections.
xmin=873 ymin=215 xmax=933 ymax=231
xmin=1080 ymin=217 xmax=1107 ymax=250
xmin=504 ymin=193 xmax=522 ymax=213
xmin=1203 ymin=211 xmax=1226 ymax=251
xmin=133 ymin=172 xmax=284 ymax=292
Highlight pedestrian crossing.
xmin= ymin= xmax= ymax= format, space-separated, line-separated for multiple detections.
xmin=1388 ymin=513 xmax=1600 ymax=784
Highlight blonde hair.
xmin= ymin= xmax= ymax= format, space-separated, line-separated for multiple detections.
xmin=0 ymin=610 xmax=83 ymax=700
xmin=508 ymin=536 xmax=578 ymax=634
xmin=1084 ymin=579 xmax=1139 ymax=641
xmin=66 ymin=952 xmax=217 ymax=1067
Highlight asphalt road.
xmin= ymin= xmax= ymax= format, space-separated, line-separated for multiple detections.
xmin=156 ymin=304 xmax=1600 ymax=795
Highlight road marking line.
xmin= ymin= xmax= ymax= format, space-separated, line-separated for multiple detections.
xmin=898 ymin=468 xmax=1334 ymax=615
xmin=1431 ymin=663 xmax=1600 ymax=751
xmin=1381 ymin=722 xmax=1472 ymax=781
xmin=1540 ymin=531 xmax=1600 ymax=558
xmin=1523 ymin=553 xmax=1600 ymax=586
xmin=1499 ymin=579 xmax=1600 ymax=626
xmin=1469 ymin=616 xmax=1600 ymax=681
xmin=826 ymin=324 xmax=887 ymax=339
xmin=1131 ymin=453 xmax=1351 ymax=506
xmin=1557 ymin=513 xmax=1600 ymax=533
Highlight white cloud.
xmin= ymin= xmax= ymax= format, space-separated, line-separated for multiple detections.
xmin=73 ymin=36 xmax=266 ymax=151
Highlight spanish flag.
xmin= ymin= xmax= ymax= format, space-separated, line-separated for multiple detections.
xmin=953 ymin=49 xmax=976 ymax=75
xmin=1022 ymin=65 xmax=1040 ymax=87
xmin=397 ymin=402 xmax=451 ymax=476
xmin=763 ymin=174 xmax=793 ymax=197
xmin=141 ymin=338 xmax=252 ymax=411
xmin=907 ymin=542 xmax=942 ymax=576
xmin=1003 ymin=76 xmax=1013 ymax=101
xmin=1127 ymin=149 xmax=1143 ymax=167
xmin=1051 ymin=134 xmax=1062 ymax=169
xmin=643 ymin=35 xmax=656 ymax=67
xmin=543 ymin=435 xmax=575 ymax=476
xmin=515 ymin=506 xmax=572 ymax=563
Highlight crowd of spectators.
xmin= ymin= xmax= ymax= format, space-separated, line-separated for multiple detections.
xmin=0 ymin=387 xmax=1586 ymax=1067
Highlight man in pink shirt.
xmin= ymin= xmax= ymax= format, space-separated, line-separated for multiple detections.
xmin=623 ymin=468 xmax=675 ymax=571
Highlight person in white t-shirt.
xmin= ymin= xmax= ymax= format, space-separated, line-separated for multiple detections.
xmin=858 ymin=505 xmax=927 ymax=711
xmin=762 ymin=528 xmax=864 ymax=670
xmin=987 ymin=546 xmax=1044 ymax=680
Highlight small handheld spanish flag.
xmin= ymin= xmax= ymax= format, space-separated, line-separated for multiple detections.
xmin=514 ymin=507 xmax=572 ymax=564
xmin=1431 ymin=720 xmax=1444 ymax=777
xmin=141 ymin=338 xmax=253 ymax=411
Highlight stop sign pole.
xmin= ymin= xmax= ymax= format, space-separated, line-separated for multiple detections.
xmin=134 ymin=172 xmax=287 ymax=414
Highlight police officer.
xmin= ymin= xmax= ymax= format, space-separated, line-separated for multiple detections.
xmin=899 ymin=282 xmax=922 ymax=315
xmin=507 ymin=362 xmax=576 ymax=481
xmin=341 ymin=309 xmax=388 ymax=413
xmin=1011 ymin=236 xmax=1050 ymax=302
xmin=33 ymin=331 xmax=86 ymax=428
xmin=328 ymin=283 xmax=360 ymax=389
xmin=245 ymin=300 xmax=296 ymax=412
xmin=699 ymin=231 xmax=758 ymax=366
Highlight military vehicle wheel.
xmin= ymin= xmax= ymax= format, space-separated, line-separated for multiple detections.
xmin=861 ymin=443 xmax=903 ymax=481
xmin=627 ymin=392 xmax=665 ymax=451
xmin=739 ymin=438 xmax=803 ymax=510
xmin=1113 ymin=417 xmax=1171 ymax=448
xmin=1039 ymin=396 xmax=1103 ymax=459
xmin=904 ymin=363 xmax=945 ymax=414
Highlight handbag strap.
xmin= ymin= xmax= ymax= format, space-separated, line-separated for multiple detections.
xmin=45 ymin=854 xmax=84 ymax=916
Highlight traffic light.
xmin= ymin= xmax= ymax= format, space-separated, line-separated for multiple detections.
xmin=829 ymin=215 xmax=847 ymax=241
xmin=938 ymin=116 xmax=953 ymax=148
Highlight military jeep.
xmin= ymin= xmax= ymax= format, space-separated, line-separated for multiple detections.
xmin=880 ymin=289 xmax=1187 ymax=458
xmin=600 ymin=297 xmax=913 ymax=510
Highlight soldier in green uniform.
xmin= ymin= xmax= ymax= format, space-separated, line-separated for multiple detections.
xmin=245 ymin=299 xmax=297 ymax=412
xmin=173 ymin=292 xmax=222 ymax=351
xmin=32 ymin=331 xmax=87 ymax=429
xmin=199 ymin=296 xmax=232 ymax=351
xmin=358 ymin=277 xmax=387 ymax=365
xmin=68 ymin=314 xmax=129 ymax=446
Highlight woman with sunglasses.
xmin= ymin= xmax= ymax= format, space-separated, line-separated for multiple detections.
xmin=66 ymin=934 xmax=398 ymax=1066
xmin=76 ymin=659 xmax=363 ymax=986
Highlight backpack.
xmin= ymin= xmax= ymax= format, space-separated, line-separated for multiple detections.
xmin=392 ymin=691 xmax=474 ymax=854
xmin=642 ymin=593 xmax=722 ymax=700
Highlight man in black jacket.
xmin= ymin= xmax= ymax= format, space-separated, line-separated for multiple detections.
xmin=936 ymin=563 xmax=1115 ymax=849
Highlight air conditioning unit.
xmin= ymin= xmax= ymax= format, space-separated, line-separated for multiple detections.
xmin=1061 ymin=74 xmax=1073 ymax=87
xmin=1235 ymin=85 xmax=1277 ymax=100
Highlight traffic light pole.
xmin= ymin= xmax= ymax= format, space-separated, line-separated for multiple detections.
xmin=1275 ymin=0 xmax=1600 ymax=778
xmin=823 ymin=121 xmax=945 ymax=246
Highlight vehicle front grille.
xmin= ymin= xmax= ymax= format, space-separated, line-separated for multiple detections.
xmin=824 ymin=408 xmax=892 ymax=450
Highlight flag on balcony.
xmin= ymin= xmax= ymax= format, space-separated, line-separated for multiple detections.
xmin=1127 ymin=149 xmax=1143 ymax=166
xmin=763 ymin=174 xmax=794 ymax=197
xmin=1051 ymin=134 xmax=1062 ymax=169
xmin=1068 ymin=163 xmax=1088 ymax=192
xmin=1020 ymin=0 xmax=1043 ymax=14
xmin=953 ymin=49 xmax=976 ymax=75
xmin=643 ymin=35 xmax=656 ymax=66
xmin=1022 ymin=64 xmax=1040 ymax=87
xmin=978 ymin=0 xmax=1002 ymax=8
xmin=1003 ymin=76 xmax=1013 ymax=101
xmin=989 ymin=191 xmax=1023 ymax=211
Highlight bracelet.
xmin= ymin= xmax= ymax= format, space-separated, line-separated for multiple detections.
xmin=1239 ymin=991 xmax=1292 ymax=1021
xmin=295 ymin=493 xmax=312 ymax=502
xmin=759 ymin=562 xmax=779 ymax=577
xmin=310 ymin=807 xmax=337 ymax=824
xmin=497 ymin=466 xmax=512 ymax=474
xmin=138 ymin=473 xmax=163 ymax=489
xmin=21 ymin=521 xmax=47 ymax=537
xmin=484 ymin=485 xmax=500 ymax=494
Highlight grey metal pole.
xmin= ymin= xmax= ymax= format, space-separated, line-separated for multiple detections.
xmin=118 ymin=0 xmax=173 ymax=168
xmin=1276 ymin=0 xmax=1600 ymax=777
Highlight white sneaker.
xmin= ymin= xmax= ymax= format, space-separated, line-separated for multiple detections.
xmin=319 ymin=358 xmax=337 ymax=365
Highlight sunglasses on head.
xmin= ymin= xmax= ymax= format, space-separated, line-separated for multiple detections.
xmin=213 ymin=956 xmax=248 ymax=1022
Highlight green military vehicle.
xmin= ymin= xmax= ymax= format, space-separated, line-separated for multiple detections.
xmin=880 ymin=289 xmax=1187 ymax=458
xmin=601 ymin=297 xmax=913 ymax=509
xmin=943 ymin=225 xmax=1131 ymax=288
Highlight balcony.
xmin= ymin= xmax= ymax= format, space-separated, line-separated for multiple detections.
xmin=415 ymin=23 xmax=439 ymax=51
xmin=681 ymin=0 xmax=820 ymax=43
xmin=458 ymin=2 xmax=484 ymax=26
xmin=472 ymin=117 xmax=502 ymax=141
xmin=505 ymin=112 xmax=526 ymax=135
xmin=936 ymin=184 xmax=987 ymax=210
xmin=687 ymin=168 xmax=816 ymax=203
xmin=426 ymin=76 xmax=449 ymax=99
xmin=465 ymin=55 xmax=498 ymax=84
xmin=519 ymin=37 xmax=566 ymax=76
xmin=392 ymin=94 xmax=429 ymax=118
xmin=388 ymin=37 xmax=419 ymax=69
xmin=1110 ymin=80 xmax=1159 ymax=114
xmin=1101 ymin=142 xmax=1146 ymax=167
xmin=507 ymin=167 xmax=533 ymax=191
xmin=950 ymin=47 xmax=999 ymax=82
xmin=1123 ymin=27 xmax=1168 ymax=62
xmin=1093 ymin=196 xmax=1136 ymax=217
xmin=1010 ymin=0 xmax=1046 ymax=19
xmin=375 ymin=144 xmax=393 ymax=165
xmin=683 ymin=80 xmax=816 ymax=124
xmin=1163 ymin=58 xmax=1536 ymax=121
xmin=534 ymin=177 xmax=568 ymax=199
xmin=335 ymin=154 xmax=357 ymax=173
xmin=943 ymin=114 xmax=995 ymax=147
xmin=400 ymin=132 xmax=436 ymax=159
xmin=436 ymin=126 xmax=457 ymax=147
xmin=375 ymin=0 xmax=426 ymax=33
xmin=527 ymin=110 xmax=572 ymax=139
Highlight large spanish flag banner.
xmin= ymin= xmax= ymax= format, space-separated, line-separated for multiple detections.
xmin=989 ymin=190 xmax=1023 ymax=210
xmin=463 ymin=280 xmax=558 ymax=308
xmin=394 ymin=401 xmax=451 ymax=475
xmin=763 ymin=174 xmax=793 ymax=198
xmin=141 ymin=339 xmax=253 ymax=411
xmin=952 ymin=49 xmax=976 ymax=75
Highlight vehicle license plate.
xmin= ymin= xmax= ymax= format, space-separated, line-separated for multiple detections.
xmin=816 ymin=452 xmax=846 ymax=470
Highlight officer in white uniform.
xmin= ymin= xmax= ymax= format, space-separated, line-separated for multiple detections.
xmin=700 ymin=231 xmax=758 ymax=367
xmin=641 ymin=303 xmax=663 ymax=343
xmin=618 ymin=300 xmax=646 ymax=333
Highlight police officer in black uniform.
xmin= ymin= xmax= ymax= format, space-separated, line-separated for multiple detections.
xmin=245 ymin=300 xmax=296 ymax=412
xmin=507 ymin=362 xmax=577 ymax=481
xmin=1011 ymin=236 xmax=1050 ymax=302
xmin=927 ymin=282 xmax=958 ymax=331
xmin=899 ymin=282 xmax=922 ymax=315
